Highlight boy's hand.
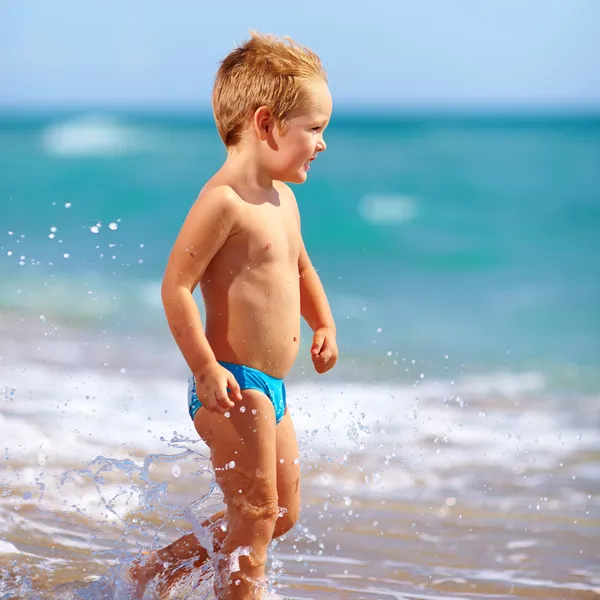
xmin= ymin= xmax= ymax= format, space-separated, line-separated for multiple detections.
xmin=311 ymin=327 xmax=338 ymax=374
xmin=193 ymin=362 xmax=243 ymax=414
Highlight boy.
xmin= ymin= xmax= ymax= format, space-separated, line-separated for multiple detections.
xmin=130 ymin=32 xmax=337 ymax=599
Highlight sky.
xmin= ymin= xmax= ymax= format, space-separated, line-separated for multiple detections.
xmin=1 ymin=0 xmax=599 ymax=109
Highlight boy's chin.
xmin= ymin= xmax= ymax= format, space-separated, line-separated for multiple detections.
xmin=282 ymin=170 xmax=308 ymax=185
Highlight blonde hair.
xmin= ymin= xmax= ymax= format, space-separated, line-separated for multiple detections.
xmin=212 ymin=31 xmax=327 ymax=147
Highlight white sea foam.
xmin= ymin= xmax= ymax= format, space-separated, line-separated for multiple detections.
xmin=0 ymin=540 xmax=22 ymax=555
xmin=2 ymin=356 xmax=598 ymax=510
xmin=358 ymin=194 xmax=418 ymax=224
xmin=41 ymin=114 xmax=153 ymax=158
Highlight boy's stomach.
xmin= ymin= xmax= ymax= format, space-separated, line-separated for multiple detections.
xmin=202 ymin=275 xmax=301 ymax=378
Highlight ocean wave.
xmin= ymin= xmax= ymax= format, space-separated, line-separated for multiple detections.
xmin=41 ymin=114 xmax=154 ymax=158
xmin=2 ymin=356 xmax=598 ymax=499
xmin=2 ymin=356 xmax=599 ymax=598
xmin=358 ymin=194 xmax=418 ymax=224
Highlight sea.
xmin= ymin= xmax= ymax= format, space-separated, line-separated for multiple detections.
xmin=1 ymin=111 xmax=599 ymax=599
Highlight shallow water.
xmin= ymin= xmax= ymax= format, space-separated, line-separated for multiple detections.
xmin=1 ymin=318 xmax=599 ymax=599
xmin=2 ymin=112 xmax=599 ymax=598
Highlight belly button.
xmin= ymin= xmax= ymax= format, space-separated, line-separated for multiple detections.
xmin=293 ymin=336 xmax=297 ymax=342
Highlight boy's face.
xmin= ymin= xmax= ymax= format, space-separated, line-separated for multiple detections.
xmin=270 ymin=79 xmax=332 ymax=184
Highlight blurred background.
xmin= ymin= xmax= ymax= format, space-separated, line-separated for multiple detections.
xmin=1 ymin=0 xmax=599 ymax=380
xmin=2 ymin=0 xmax=600 ymax=379
xmin=1 ymin=1 xmax=599 ymax=598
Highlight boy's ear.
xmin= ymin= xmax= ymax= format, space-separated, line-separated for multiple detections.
xmin=253 ymin=106 xmax=273 ymax=140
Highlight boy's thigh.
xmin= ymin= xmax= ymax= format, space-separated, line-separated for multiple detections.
xmin=275 ymin=410 xmax=301 ymax=515
xmin=195 ymin=389 xmax=279 ymax=506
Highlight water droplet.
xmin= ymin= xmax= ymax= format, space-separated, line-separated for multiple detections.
xmin=65 ymin=202 xmax=72 ymax=208
xmin=252 ymin=409 xmax=258 ymax=415
xmin=377 ymin=327 xmax=382 ymax=333
xmin=227 ymin=461 xmax=236 ymax=469
xmin=7 ymin=251 xmax=12 ymax=256
xmin=90 ymin=225 xmax=100 ymax=234
xmin=63 ymin=253 xmax=70 ymax=259
xmin=120 ymin=368 xmax=126 ymax=374
xmin=239 ymin=406 xmax=246 ymax=413
xmin=172 ymin=465 xmax=181 ymax=477
xmin=109 ymin=222 xmax=118 ymax=230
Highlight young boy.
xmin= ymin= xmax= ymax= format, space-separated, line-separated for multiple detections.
xmin=130 ymin=32 xmax=337 ymax=599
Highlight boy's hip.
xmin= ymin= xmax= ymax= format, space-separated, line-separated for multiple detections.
xmin=187 ymin=361 xmax=287 ymax=424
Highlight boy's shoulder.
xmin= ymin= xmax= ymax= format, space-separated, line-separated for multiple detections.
xmin=192 ymin=179 xmax=298 ymax=216
xmin=274 ymin=180 xmax=299 ymax=210
xmin=193 ymin=182 xmax=241 ymax=213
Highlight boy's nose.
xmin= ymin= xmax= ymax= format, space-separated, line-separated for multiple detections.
xmin=317 ymin=138 xmax=327 ymax=152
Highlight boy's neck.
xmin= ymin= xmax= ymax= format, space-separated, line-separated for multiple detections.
xmin=222 ymin=146 xmax=275 ymax=190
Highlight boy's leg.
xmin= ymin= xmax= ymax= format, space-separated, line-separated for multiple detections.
xmin=128 ymin=510 xmax=227 ymax=593
xmin=130 ymin=399 xmax=300 ymax=594
xmin=196 ymin=388 xmax=279 ymax=598
xmin=273 ymin=410 xmax=301 ymax=538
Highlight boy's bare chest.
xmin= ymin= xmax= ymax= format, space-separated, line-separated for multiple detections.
xmin=227 ymin=205 xmax=301 ymax=268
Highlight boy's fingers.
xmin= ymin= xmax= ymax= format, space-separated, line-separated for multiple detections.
xmin=320 ymin=349 xmax=332 ymax=362
xmin=205 ymin=397 xmax=221 ymax=413
xmin=215 ymin=389 xmax=234 ymax=409
xmin=313 ymin=349 xmax=331 ymax=362
xmin=227 ymin=375 xmax=243 ymax=400
xmin=312 ymin=331 xmax=326 ymax=355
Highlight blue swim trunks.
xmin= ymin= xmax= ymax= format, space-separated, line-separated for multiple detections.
xmin=187 ymin=361 xmax=287 ymax=424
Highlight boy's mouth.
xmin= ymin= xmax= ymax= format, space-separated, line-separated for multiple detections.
xmin=304 ymin=156 xmax=316 ymax=170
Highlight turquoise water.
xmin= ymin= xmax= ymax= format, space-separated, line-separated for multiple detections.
xmin=1 ymin=111 xmax=600 ymax=599
xmin=1 ymin=111 xmax=599 ymax=380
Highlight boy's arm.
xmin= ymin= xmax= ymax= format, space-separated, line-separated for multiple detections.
xmin=161 ymin=187 xmax=237 ymax=374
xmin=298 ymin=241 xmax=338 ymax=373
xmin=298 ymin=242 xmax=335 ymax=333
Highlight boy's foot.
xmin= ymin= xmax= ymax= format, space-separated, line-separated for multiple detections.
xmin=126 ymin=551 xmax=154 ymax=599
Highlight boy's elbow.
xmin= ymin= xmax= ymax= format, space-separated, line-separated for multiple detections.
xmin=160 ymin=278 xmax=172 ymax=303
xmin=161 ymin=277 xmax=182 ymax=307
xmin=161 ymin=276 xmax=194 ymax=305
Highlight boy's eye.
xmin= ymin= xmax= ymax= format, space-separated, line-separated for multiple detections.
xmin=312 ymin=126 xmax=322 ymax=132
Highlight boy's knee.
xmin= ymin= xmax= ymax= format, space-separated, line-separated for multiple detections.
xmin=233 ymin=494 xmax=279 ymax=525
xmin=219 ymin=464 xmax=279 ymax=527
xmin=227 ymin=495 xmax=279 ymax=549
